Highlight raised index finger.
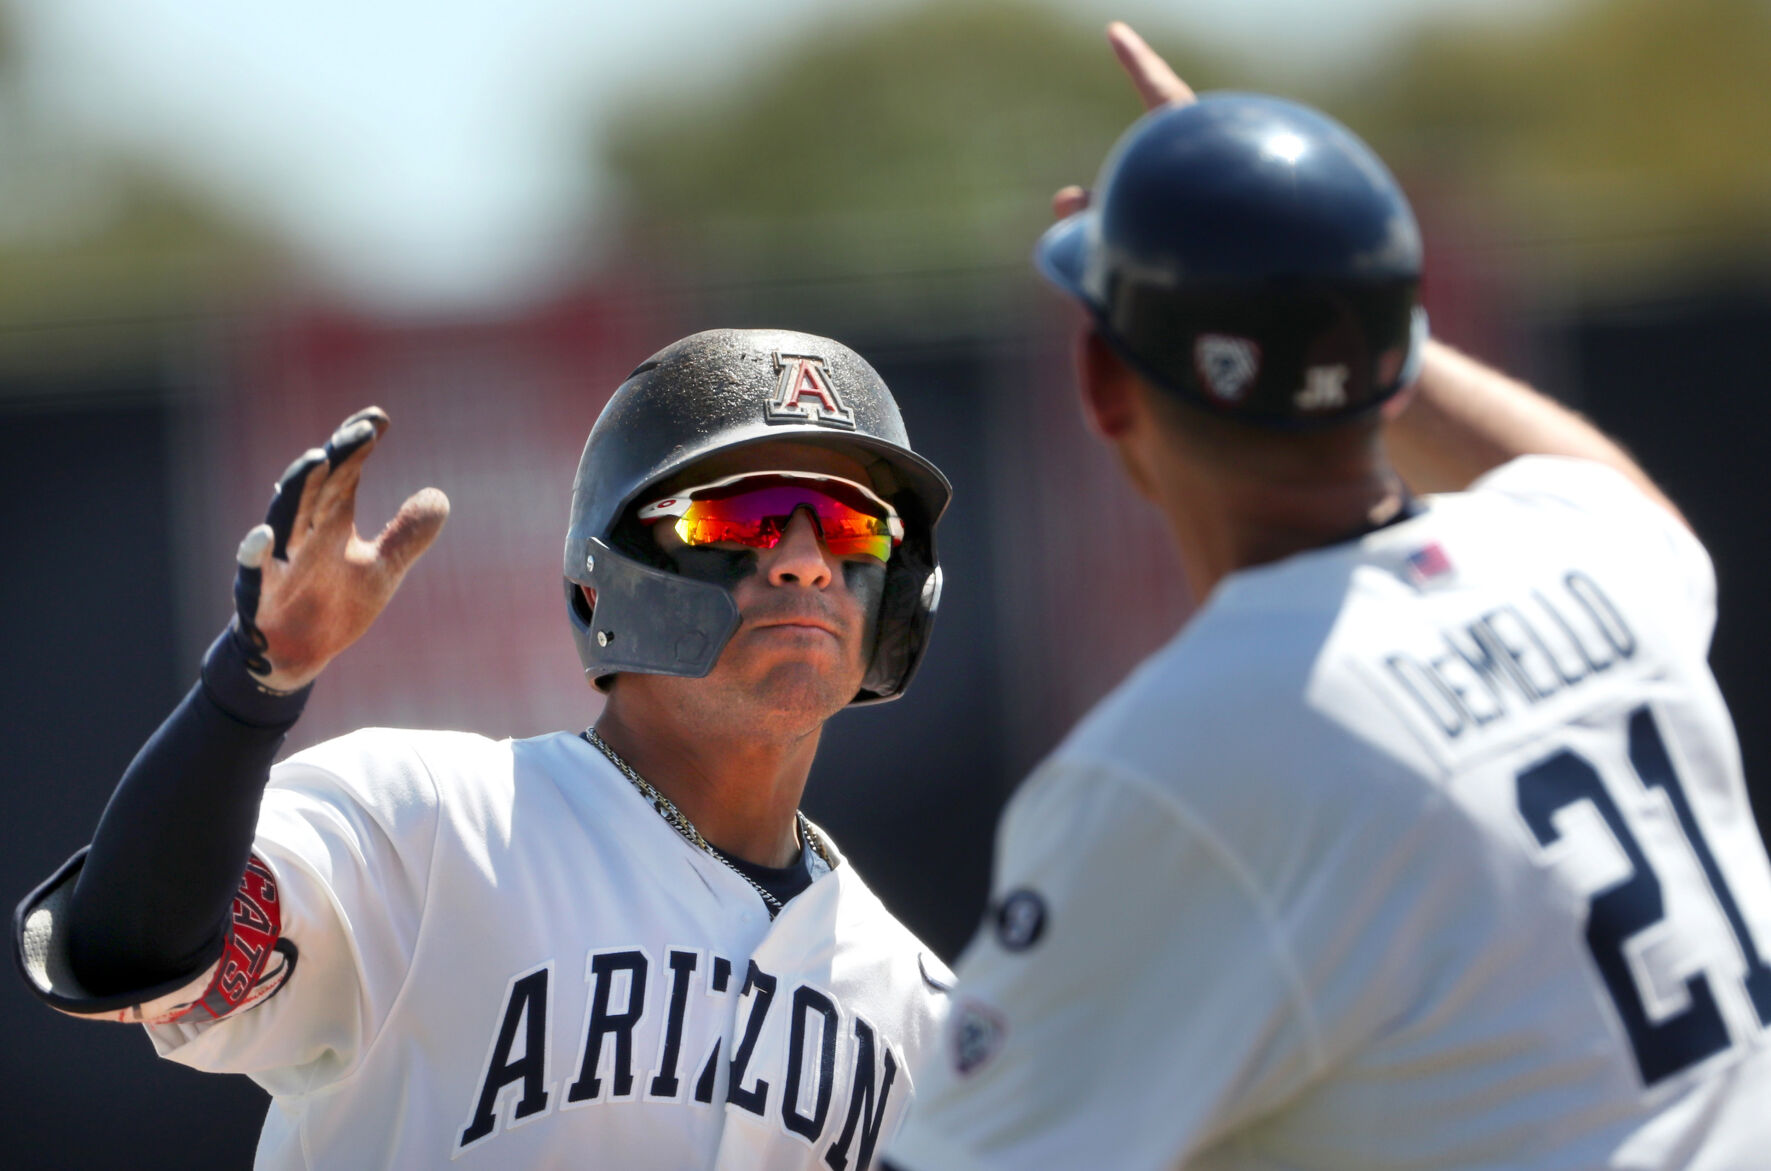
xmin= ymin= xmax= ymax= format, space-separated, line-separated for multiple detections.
xmin=1107 ymin=22 xmax=1196 ymax=111
xmin=311 ymin=408 xmax=387 ymax=534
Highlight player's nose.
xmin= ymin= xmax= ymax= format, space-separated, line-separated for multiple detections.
xmin=764 ymin=509 xmax=834 ymax=589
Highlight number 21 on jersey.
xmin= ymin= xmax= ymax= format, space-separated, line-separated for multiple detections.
xmin=1514 ymin=705 xmax=1771 ymax=1085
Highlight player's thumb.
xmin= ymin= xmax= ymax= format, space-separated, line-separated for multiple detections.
xmin=374 ymin=487 xmax=450 ymax=578
xmin=1052 ymin=185 xmax=1090 ymax=219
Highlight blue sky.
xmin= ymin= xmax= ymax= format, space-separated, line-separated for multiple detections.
xmin=5 ymin=0 xmax=1553 ymax=308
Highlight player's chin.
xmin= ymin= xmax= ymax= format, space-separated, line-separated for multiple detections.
xmin=745 ymin=659 xmax=863 ymax=726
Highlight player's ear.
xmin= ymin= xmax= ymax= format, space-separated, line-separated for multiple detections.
xmin=580 ymin=584 xmax=597 ymax=611
xmin=1077 ymin=325 xmax=1139 ymax=439
xmin=1379 ymin=377 xmax=1421 ymax=423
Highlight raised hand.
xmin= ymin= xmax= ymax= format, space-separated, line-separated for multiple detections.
xmin=1107 ymin=22 xmax=1195 ymax=111
xmin=1052 ymin=23 xmax=1199 ymax=220
xmin=231 ymin=407 xmax=449 ymax=693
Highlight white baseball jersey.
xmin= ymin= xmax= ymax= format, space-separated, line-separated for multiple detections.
xmin=25 ymin=729 xmax=951 ymax=1169
xmin=890 ymin=456 xmax=1771 ymax=1171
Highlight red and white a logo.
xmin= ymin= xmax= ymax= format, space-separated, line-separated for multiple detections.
xmin=766 ymin=353 xmax=856 ymax=429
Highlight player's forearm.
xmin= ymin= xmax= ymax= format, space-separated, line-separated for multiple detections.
xmin=1387 ymin=340 xmax=1684 ymax=523
xmin=65 ymin=628 xmax=309 ymax=997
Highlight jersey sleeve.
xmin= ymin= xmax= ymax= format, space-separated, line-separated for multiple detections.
xmin=1469 ymin=455 xmax=1716 ymax=650
xmin=887 ymin=760 xmax=1325 ymax=1171
xmin=144 ymin=730 xmax=443 ymax=1096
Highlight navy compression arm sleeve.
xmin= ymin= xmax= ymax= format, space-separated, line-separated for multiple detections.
xmin=64 ymin=627 xmax=311 ymax=998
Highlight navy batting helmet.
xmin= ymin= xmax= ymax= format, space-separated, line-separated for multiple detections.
xmin=1036 ymin=93 xmax=1426 ymax=426
xmin=563 ymin=328 xmax=951 ymax=705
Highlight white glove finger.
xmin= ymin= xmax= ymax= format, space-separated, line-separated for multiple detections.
xmin=236 ymin=524 xmax=274 ymax=570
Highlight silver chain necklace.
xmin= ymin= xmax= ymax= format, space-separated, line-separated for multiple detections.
xmin=583 ymin=727 xmax=831 ymax=918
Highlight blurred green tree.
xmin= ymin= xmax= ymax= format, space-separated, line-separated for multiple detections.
xmin=603 ymin=1 xmax=1232 ymax=313
xmin=0 ymin=7 xmax=275 ymax=376
xmin=607 ymin=0 xmax=1771 ymax=305
xmin=1308 ymin=0 xmax=1771 ymax=281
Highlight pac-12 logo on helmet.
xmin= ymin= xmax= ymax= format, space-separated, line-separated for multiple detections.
xmin=767 ymin=352 xmax=857 ymax=429
xmin=1194 ymin=335 xmax=1261 ymax=403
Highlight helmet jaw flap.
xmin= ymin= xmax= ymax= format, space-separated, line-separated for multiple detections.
xmin=564 ymin=536 xmax=740 ymax=690
xmin=565 ymin=532 xmax=941 ymax=704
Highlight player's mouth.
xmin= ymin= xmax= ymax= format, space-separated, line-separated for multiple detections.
xmin=750 ymin=618 xmax=841 ymax=639
xmin=742 ymin=593 xmax=848 ymax=639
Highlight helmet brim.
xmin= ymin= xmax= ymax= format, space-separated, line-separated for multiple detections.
xmin=1034 ymin=211 xmax=1095 ymax=308
xmin=642 ymin=428 xmax=951 ymax=536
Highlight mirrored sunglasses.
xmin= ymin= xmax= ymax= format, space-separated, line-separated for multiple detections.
xmin=637 ymin=471 xmax=904 ymax=562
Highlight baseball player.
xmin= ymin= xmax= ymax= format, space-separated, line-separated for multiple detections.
xmin=16 ymin=329 xmax=955 ymax=1169
xmin=887 ymin=25 xmax=1771 ymax=1171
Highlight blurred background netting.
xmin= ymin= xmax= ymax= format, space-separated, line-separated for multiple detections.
xmin=3 ymin=0 xmax=1769 ymax=1164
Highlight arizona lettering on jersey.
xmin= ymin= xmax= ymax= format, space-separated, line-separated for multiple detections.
xmin=456 ymin=946 xmax=905 ymax=1168
xmin=891 ymin=457 xmax=1771 ymax=1171
xmin=30 ymin=728 xmax=951 ymax=1170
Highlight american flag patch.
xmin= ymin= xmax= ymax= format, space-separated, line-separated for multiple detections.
xmin=1405 ymin=542 xmax=1453 ymax=584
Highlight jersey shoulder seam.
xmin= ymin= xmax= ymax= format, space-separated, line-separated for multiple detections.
xmin=272 ymin=733 xmax=452 ymax=1098
xmin=1053 ymin=756 xmax=1330 ymax=1076
xmin=354 ymin=734 xmax=448 ymax=1075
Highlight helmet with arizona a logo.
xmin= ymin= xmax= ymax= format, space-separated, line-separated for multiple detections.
xmin=562 ymin=328 xmax=951 ymax=705
xmin=1036 ymin=93 xmax=1427 ymax=426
